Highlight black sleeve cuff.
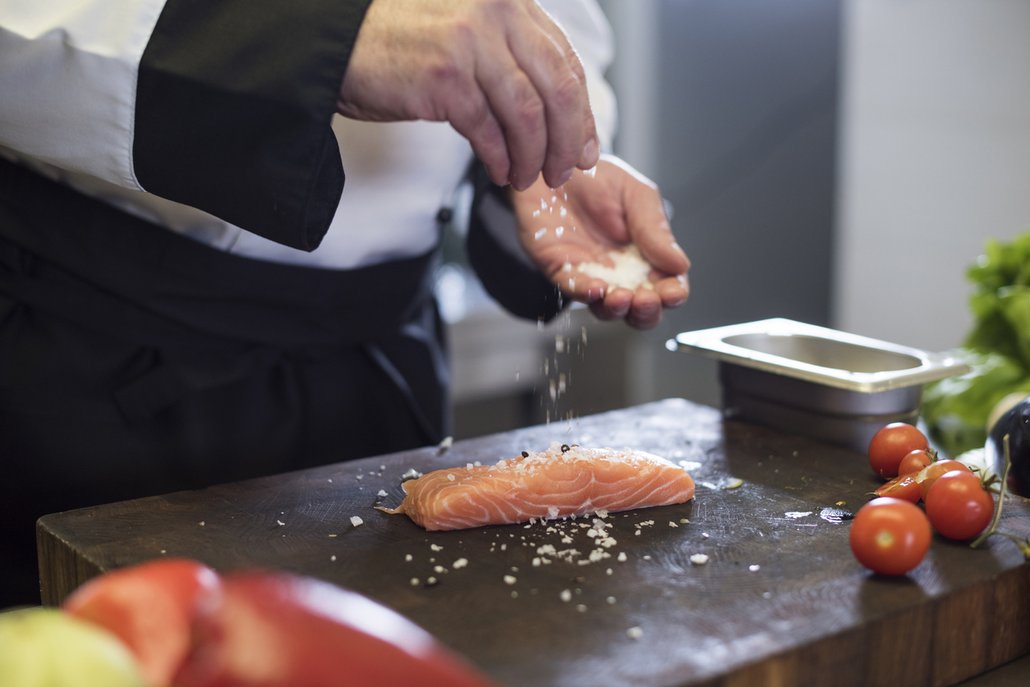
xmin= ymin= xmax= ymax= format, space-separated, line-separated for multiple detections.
xmin=134 ymin=0 xmax=373 ymax=251
xmin=465 ymin=163 xmax=566 ymax=323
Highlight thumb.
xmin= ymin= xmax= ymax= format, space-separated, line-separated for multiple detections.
xmin=628 ymin=195 xmax=690 ymax=276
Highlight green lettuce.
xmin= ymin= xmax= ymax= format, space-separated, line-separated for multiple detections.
xmin=923 ymin=232 xmax=1030 ymax=455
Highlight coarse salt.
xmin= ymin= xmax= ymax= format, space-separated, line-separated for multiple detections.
xmin=690 ymin=553 xmax=710 ymax=565
xmin=627 ymin=626 xmax=644 ymax=640
xmin=350 ymin=516 xmax=364 ymax=527
xmin=575 ymin=245 xmax=654 ymax=291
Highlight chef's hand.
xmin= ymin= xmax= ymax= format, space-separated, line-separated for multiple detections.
xmin=337 ymin=0 xmax=599 ymax=191
xmin=513 ymin=155 xmax=690 ymax=330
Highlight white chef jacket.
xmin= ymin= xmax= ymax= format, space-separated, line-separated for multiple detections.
xmin=0 ymin=0 xmax=616 ymax=270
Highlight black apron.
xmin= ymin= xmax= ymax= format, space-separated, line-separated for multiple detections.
xmin=0 ymin=158 xmax=449 ymax=605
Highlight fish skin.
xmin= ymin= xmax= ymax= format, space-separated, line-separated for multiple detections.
xmin=381 ymin=445 xmax=695 ymax=531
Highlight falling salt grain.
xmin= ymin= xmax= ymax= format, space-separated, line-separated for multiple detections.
xmin=330 ymin=555 xmax=337 ymax=562
xmin=376 ymin=489 xmax=388 ymax=497
xmin=430 ymin=544 xmax=444 ymax=552
xmin=576 ymin=604 xmax=588 ymax=613
xmin=606 ymin=596 xmax=617 ymax=605
xmin=410 ymin=578 xmax=420 ymax=586
xmin=453 ymin=558 xmax=468 ymax=569
xmin=504 ymin=575 xmax=517 ymax=585
xmin=404 ymin=554 xmax=413 ymax=562
xmin=690 ymin=553 xmax=709 ymax=565
xmin=350 ymin=516 xmax=364 ymax=527
xmin=276 ymin=519 xmax=286 ymax=526
xmin=749 ymin=564 xmax=761 ymax=572
xmin=198 ymin=521 xmax=205 ymax=527
xmin=534 ymin=228 xmax=547 ymax=240
xmin=627 ymin=626 xmax=644 ymax=640
xmin=559 ymin=589 xmax=572 ymax=603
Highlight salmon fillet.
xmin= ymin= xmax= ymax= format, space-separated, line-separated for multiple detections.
xmin=379 ymin=444 xmax=695 ymax=531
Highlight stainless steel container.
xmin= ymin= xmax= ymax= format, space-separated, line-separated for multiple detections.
xmin=666 ymin=318 xmax=970 ymax=452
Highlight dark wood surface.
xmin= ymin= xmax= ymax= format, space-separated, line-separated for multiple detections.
xmin=37 ymin=399 xmax=1030 ymax=687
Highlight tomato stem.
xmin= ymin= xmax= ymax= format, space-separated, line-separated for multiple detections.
xmin=970 ymin=433 xmax=1029 ymax=559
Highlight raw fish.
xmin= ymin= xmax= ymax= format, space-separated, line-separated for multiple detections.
xmin=379 ymin=444 xmax=695 ymax=531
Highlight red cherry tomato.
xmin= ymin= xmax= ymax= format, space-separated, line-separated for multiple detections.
xmin=63 ymin=558 xmax=221 ymax=687
xmin=874 ymin=473 xmax=921 ymax=503
xmin=924 ymin=470 xmax=995 ymax=541
xmin=898 ymin=449 xmax=934 ymax=476
xmin=849 ymin=497 xmax=932 ymax=576
xmin=915 ymin=459 xmax=973 ymax=500
xmin=868 ymin=423 xmax=930 ymax=478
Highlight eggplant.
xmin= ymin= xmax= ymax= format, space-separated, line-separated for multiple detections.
xmin=988 ymin=395 xmax=1030 ymax=497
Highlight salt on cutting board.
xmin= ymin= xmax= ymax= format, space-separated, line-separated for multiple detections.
xmin=377 ymin=444 xmax=696 ymax=531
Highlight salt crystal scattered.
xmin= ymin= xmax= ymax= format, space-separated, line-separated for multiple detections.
xmin=627 ymin=626 xmax=644 ymax=640
xmin=560 ymin=589 xmax=572 ymax=602
xmin=690 ymin=553 xmax=710 ymax=565
xmin=749 ymin=564 xmax=761 ymax=572
xmin=350 ymin=516 xmax=364 ymax=527
xmin=503 ymin=575 xmax=517 ymax=585
xmin=453 ymin=558 xmax=468 ymax=569
xmin=430 ymin=544 xmax=443 ymax=552
xmin=276 ymin=519 xmax=285 ymax=526
xmin=376 ymin=489 xmax=388 ymax=497
xmin=330 ymin=555 xmax=337 ymax=562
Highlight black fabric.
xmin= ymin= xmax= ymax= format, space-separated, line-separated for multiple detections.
xmin=134 ymin=0 xmax=373 ymax=250
xmin=466 ymin=163 xmax=566 ymax=322
xmin=0 ymin=160 xmax=448 ymax=608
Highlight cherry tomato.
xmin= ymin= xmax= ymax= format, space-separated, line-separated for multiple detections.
xmin=924 ymin=470 xmax=995 ymax=541
xmin=874 ymin=473 xmax=921 ymax=503
xmin=849 ymin=497 xmax=932 ymax=576
xmin=898 ymin=449 xmax=934 ymax=476
xmin=915 ymin=459 xmax=973 ymax=500
xmin=868 ymin=423 xmax=930 ymax=478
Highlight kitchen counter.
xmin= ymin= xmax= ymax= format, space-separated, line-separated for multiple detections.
xmin=37 ymin=399 xmax=1030 ymax=686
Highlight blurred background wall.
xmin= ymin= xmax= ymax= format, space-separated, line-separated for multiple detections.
xmin=447 ymin=0 xmax=1030 ymax=439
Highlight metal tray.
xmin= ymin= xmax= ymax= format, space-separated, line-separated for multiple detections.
xmin=666 ymin=318 xmax=970 ymax=451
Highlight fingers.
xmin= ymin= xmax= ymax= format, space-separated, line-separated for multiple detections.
xmin=525 ymin=2 xmax=600 ymax=173
xmin=501 ymin=4 xmax=598 ymax=188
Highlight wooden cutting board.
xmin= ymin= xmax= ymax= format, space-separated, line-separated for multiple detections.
xmin=37 ymin=399 xmax=1030 ymax=687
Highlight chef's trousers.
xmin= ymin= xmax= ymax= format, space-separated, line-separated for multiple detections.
xmin=0 ymin=159 xmax=448 ymax=607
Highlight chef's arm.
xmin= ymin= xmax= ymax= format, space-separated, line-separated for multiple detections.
xmin=0 ymin=0 xmax=370 ymax=251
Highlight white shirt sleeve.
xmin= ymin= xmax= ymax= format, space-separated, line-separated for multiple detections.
xmin=0 ymin=0 xmax=166 ymax=189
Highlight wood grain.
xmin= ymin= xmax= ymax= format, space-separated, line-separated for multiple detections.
xmin=36 ymin=399 xmax=1030 ymax=687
